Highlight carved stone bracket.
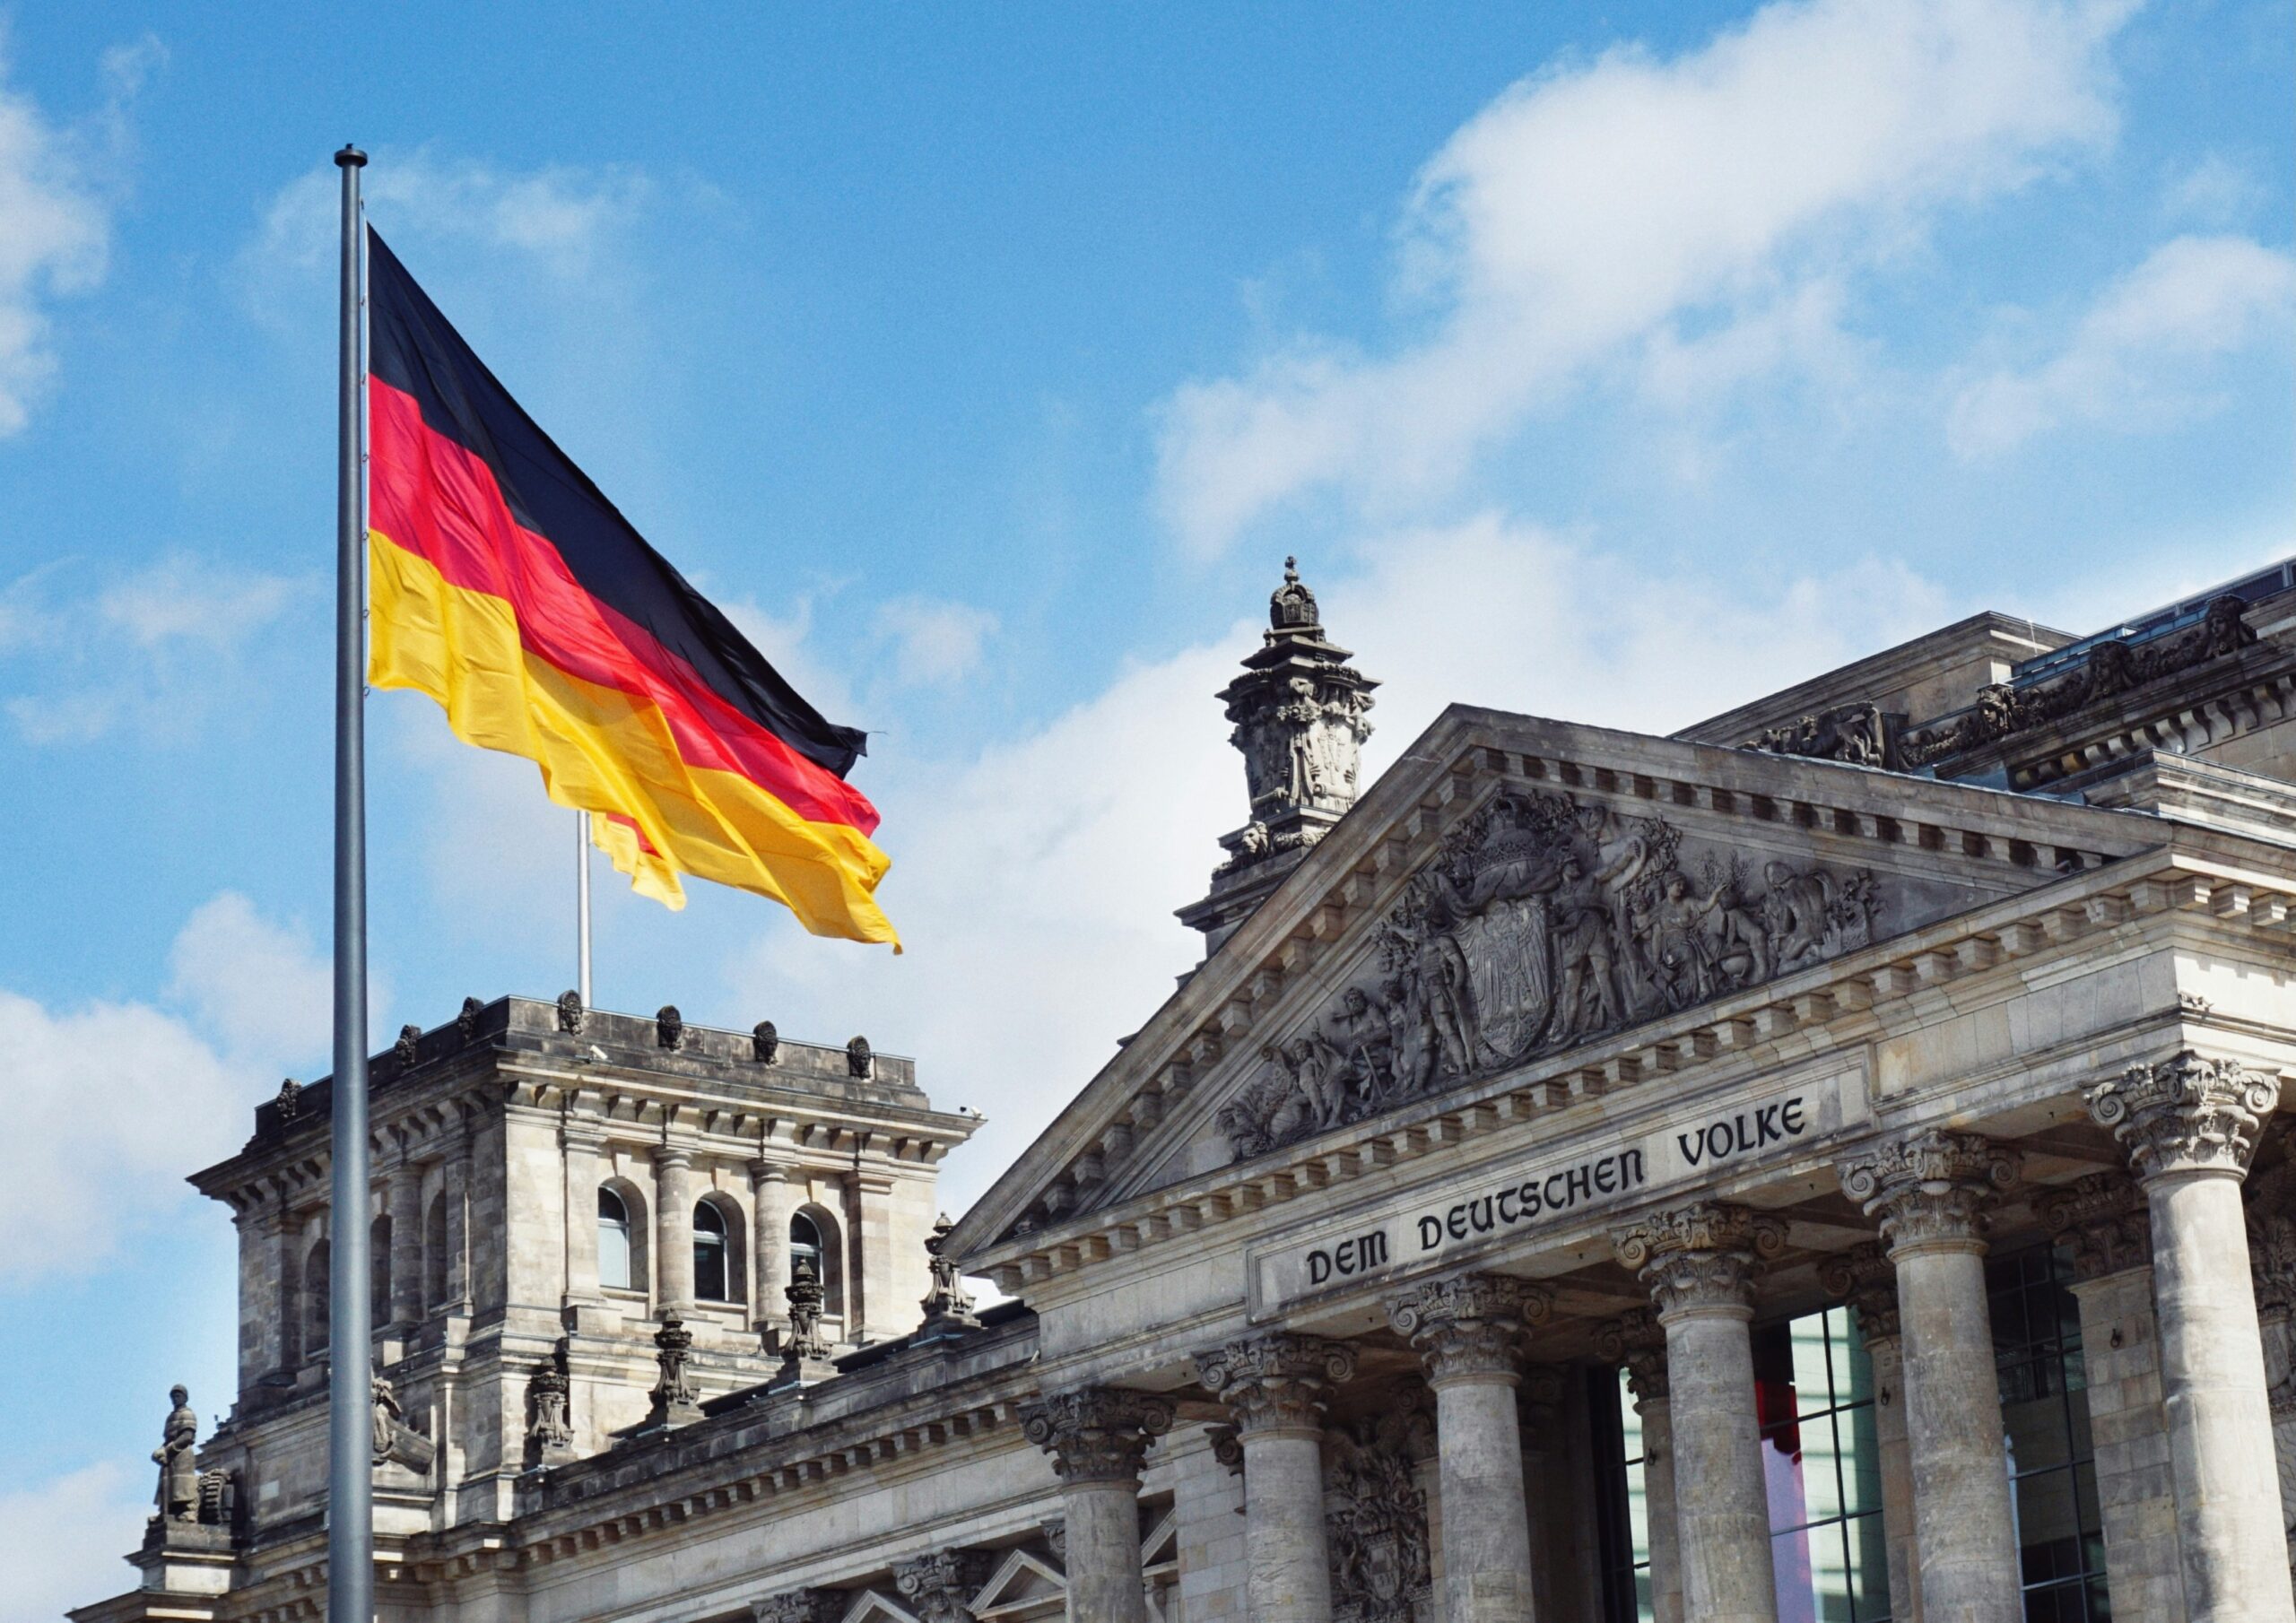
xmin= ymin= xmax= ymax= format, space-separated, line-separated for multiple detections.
xmin=1386 ymin=1272 xmax=1552 ymax=1385
xmin=1839 ymin=1129 xmax=2021 ymax=1256
xmin=893 ymin=1549 xmax=993 ymax=1623
xmin=1595 ymin=1307 xmax=1671 ymax=1404
xmin=1019 ymin=1386 xmax=1177 ymax=1485
xmin=1206 ymin=1423 xmax=1244 ymax=1478
xmin=1817 ymin=1242 xmax=1902 ymax=1343
xmin=1194 ymin=1332 xmax=1357 ymax=1436
xmin=2089 ymin=1051 xmax=2281 ymax=1182
xmin=1613 ymin=1202 xmax=1787 ymax=1319
xmin=2036 ymin=1171 xmax=2154 ymax=1282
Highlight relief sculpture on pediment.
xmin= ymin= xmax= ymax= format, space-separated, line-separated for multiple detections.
xmin=1216 ymin=789 xmax=1881 ymax=1162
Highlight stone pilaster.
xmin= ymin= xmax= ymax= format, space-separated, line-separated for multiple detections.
xmin=893 ymin=1549 xmax=992 ymax=1623
xmin=1819 ymin=1243 xmax=1918 ymax=1623
xmin=561 ymin=1117 xmax=606 ymax=1310
xmin=1613 ymin=1202 xmax=1786 ymax=1623
xmin=1022 ymin=1387 xmax=1176 ymax=1623
xmin=442 ymin=1112 xmax=472 ymax=1312
xmin=1839 ymin=1129 xmax=2022 ymax=1623
xmin=1596 ymin=1308 xmax=1683 ymax=1623
xmin=2038 ymin=1171 xmax=2185 ymax=1623
xmin=1388 ymin=1274 xmax=1548 ymax=1623
xmin=1194 ymin=1332 xmax=1356 ymax=1623
xmin=654 ymin=1144 xmax=696 ymax=1317
xmin=750 ymin=1155 xmax=794 ymax=1341
xmin=2090 ymin=1052 xmax=2295 ymax=1623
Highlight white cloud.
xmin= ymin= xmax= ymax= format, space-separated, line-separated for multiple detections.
xmin=0 ymin=35 xmax=115 ymax=436
xmin=1154 ymin=0 xmax=2133 ymax=554
xmin=731 ymin=528 xmax=1952 ymax=1211
xmin=0 ymin=1460 xmax=146 ymax=1623
xmin=0 ymin=553 xmax=302 ymax=745
xmin=0 ymin=892 xmax=332 ymax=1289
xmin=1948 ymin=233 xmax=2296 ymax=458
xmin=2161 ymin=152 xmax=2266 ymax=227
xmin=875 ymin=597 xmax=998 ymax=688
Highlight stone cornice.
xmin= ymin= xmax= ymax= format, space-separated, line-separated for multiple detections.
xmin=967 ymin=845 xmax=2296 ymax=1298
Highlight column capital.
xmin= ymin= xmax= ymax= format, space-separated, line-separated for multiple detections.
xmin=1613 ymin=1202 xmax=1786 ymax=1320
xmin=892 ymin=1549 xmax=993 ymax=1623
xmin=654 ymin=1141 xmax=696 ymax=1172
xmin=2088 ymin=1050 xmax=2279 ymax=1183
xmin=2035 ymin=1170 xmax=2152 ymax=1281
xmin=1818 ymin=1242 xmax=1901 ymax=1343
xmin=1019 ymin=1386 xmax=1176 ymax=1484
xmin=1839 ymin=1128 xmax=2020 ymax=1257
xmin=747 ymin=1152 xmax=793 ymax=1185
xmin=1387 ymin=1271 xmax=1550 ymax=1386
xmin=751 ymin=1591 xmax=841 ymax=1623
xmin=1595 ymin=1307 xmax=1671 ymax=1404
xmin=1193 ymin=1332 xmax=1355 ymax=1436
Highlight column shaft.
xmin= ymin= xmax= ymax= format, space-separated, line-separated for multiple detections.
xmin=1665 ymin=1308 xmax=1777 ymax=1623
xmin=1435 ymin=1378 xmax=1535 ymax=1622
xmin=752 ymin=1159 xmax=793 ymax=1336
xmin=655 ymin=1147 xmax=695 ymax=1315
xmin=2152 ymin=1172 xmax=2293 ymax=1620
xmin=1638 ymin=1389 xmax=1685 ymax=1623
xmin=562 ymin=1127 xmax=604 ymax=1307
xmin=1194 ymin=1334 xmax=1354 ymax=1623
xmin=1894 ymin=1243 xmax=2020 ymax=1620
xmin=1865 ymin=1335 xmax=1922 ymax=1623
xmin=387 ymin=1160 xmax=424 ymax=1328
xmin=1063 ymin=1478 xmax=1148 ymax=1623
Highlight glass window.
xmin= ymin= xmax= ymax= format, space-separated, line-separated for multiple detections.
xmin=693 ymin=1200 xmax=729 ymax=1301
xmin=1591 ymin=1366 xmax=1657 ymax=1621
xmin=598 ymin=1187 xmax=632 ymax=1292
xmin=790 ymin=1211 xmax=822 ymax=1273
xmin=1754 ymin=1306 xmax=1891 ymax=1623
xmin=1991 ymin=1244 xmax=2109 ymax=1621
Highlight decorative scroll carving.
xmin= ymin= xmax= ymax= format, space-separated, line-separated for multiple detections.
xmin=752 ymin=1591 xmax=843 ymax=1623
xmin=2037 ymin=1172 xmax=2153 ymax=1282
xmin=848 ymin=1036 xmax=873 ymax=1078
xmin=1839 ymin=1130 xmax=2021 ymax=1254
xmin=752 ymin=1020 xmax=779 ymax=1063
xmin=1325 ymin=1384 xmax=1436 ymax=1623
xmin=1195 ymin=1333 xmax=1357 ymax=1436
xmin=526 ymin=1341 xmax=575 ymax=1466
xmin=1387 ymin=1273 xmax=1551 ymax=1384
xmin=1596 ymin=1309 xmax=1670 ymax=1404
xmin=656 ymin=1005 xmax=683 ymax=1050
xmin=370 ymin=1371 xmax=437 ymax=1471
xmin=1900 ymin=595 xmax=2255 ymax=768
xmin=1217 ymin=788 xmax=1883 ymax=1161
xmin=893 ymin=1549 xmax=993 ymax=1623
xmin=1818 ymin=1243 xmax=1902 ymax=1343
xmin=1020 ymin=1387 xmax=1176 ymax=1484
xmin=1207 ymin=1423 xmax=1245 ymax=1477
xmin=918 ymin=1213 xmax=980 ymax=1332
xmin=1613 ymin=1202 xmax=1787 ymax=1317
xmin=2088 ymin=1050 xmax=2281 ymax=1181
xmin=395 ymin=1023 xmax=421 ymax=1066
xmin=1745 ymin=701 xmax=1898 ymax=769
xmin=646 ymin=1313 xmax=700 ymax=1428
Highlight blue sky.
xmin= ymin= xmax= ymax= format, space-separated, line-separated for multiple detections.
xmin=2 ymin=1 xmax=2289 ymax=1608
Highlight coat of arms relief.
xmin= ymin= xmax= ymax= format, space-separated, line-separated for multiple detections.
xmin=1216 ymin=788 xmax=1883 ymax=1162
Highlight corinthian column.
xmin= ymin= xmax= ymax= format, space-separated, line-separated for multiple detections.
xmin=1819 ymin=1243 xmax=1919 ymax=1623
xmin=2090 ymin=1052 xmax=2294 ymax=1623
xmin=1613 ymin=1202 xmax=1785 ymax=1623
xmin=654 ymin=1143 xmax=695 ymax=1317
xmin=1388 ymin=1273 xmax=1550 ymax=1623
xmin=1596 ymin=1308 xmax=1683 ymax=1623
xmin=1021 ymin=1387 xmax=1175 ymax=1623
xmin=1194 ymin=1332 xmax=1356 ymax=1623
xmin=1839 ymin=1129 xmax=2021 ymax=1623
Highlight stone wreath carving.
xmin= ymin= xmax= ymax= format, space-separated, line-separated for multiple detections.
xmin=1217 ymin=789 xmax=1882 ymax=1160
xmin=1900 ymin=594 xmax=2254 ymax=768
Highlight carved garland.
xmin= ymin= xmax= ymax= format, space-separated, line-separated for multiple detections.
xmin=1216 ymin=788 xmax=1882 ymax=1162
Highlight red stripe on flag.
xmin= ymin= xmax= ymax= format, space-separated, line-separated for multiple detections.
xmin=369 ymin=377 xmax=880 ymax=837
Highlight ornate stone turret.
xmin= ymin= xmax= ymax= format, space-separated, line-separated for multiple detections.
xmin=1179 ymin=558 xmax=1378 ymax=951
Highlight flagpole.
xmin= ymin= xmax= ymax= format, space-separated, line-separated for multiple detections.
xmin=577 ymin=810 xmax=593 ymax=1004
xmin=326 ymin=142 xmax=374 ymax=1623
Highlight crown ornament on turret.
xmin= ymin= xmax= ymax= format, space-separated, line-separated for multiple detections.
xmin=1178 ymin=557 xmax=1378 ymax=952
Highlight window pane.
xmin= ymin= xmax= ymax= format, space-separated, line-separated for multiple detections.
xmin=599 ymin=1199 xmax=631 ymax=1292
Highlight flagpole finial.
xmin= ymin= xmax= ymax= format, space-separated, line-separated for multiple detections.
xmin=335 ymin=143 xmax=367 ymax=169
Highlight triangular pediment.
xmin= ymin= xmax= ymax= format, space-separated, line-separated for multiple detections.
xmin=949 ymin=705 xmax=2168 ymax=1260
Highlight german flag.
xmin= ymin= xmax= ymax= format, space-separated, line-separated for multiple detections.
xmin=363 ymin=228 xmax=897 ymax=947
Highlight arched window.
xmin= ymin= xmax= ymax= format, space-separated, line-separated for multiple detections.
xmin=424 ymin=1193 xmax=449 ymax=1310
xmin=789 ymin=1211 xmax=822 ymax=1275
xmin=789 ymin=1208 xmax=844 ymax=1321
xmin=598 ymin=1186 xmax=633 ymax=1291
xmin=304 ymin=1237 xmax=332 ymax=1356
xmin=693 ymin=1200 xmax=729 ymax=1302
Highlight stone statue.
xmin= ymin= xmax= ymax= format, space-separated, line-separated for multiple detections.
xmin=273 ymin=1079 xmax=302 ymax=1123
xmin=752 ymin=1020 xmax=779 ymax=1063
xmin=918 ymin=1214 xmax=979 ymax=1332
xmin=526 ymin=1342 xmax=574 ymax=1465
xmin=370 ymin=1370 xmax=438 ymax=1471
xmin=656 ymin=1005 xmax=683 ymax=1049
xmin=647 ymin=1314 xmax=700 ymax=1427
xmin=152 ymin=1384 xmax=199 ymax=1522
xmin=394 ymin=1022 xmax=421 ymax=1066
xmin=847 ymin=1036 xmax=872 ymax=1078
xmin=457 ymin=995 xmax=483 ymax=1038
xmin=1214 ymin=786 xmax=1884 ymax=1162
xmin=557 ymin=990 xmax=585 ymax=1034
xmin=785 ymin=1258 xmax=831 ymax=1360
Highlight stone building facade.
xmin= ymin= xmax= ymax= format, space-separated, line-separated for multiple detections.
xmin=76 ymin=558 xmax=2296 ymax=1623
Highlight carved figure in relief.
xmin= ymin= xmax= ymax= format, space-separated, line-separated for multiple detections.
xmin=1213 ymin=785 xmax=1884 ymax=1163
